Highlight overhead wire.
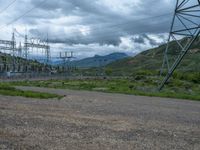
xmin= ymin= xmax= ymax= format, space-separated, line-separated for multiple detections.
xmin=0 ymin=0 xmax=173 ymax=45
xmin=0 ymin=0 xmax=174 ymax=58
xmin=0 ymin=0 xmax=17 ymax=14
xmin=49 ymin=13 xmax=173 ymax=44
xmin=0 ymin=0 xmax=47 ymax=31
xmin=52 ymin=13 xmax=172 ymax=40
xmin=0 ymin=0 xmax=17 ymax=36
xmin=50 ymin=0 xmax=172 ymax=37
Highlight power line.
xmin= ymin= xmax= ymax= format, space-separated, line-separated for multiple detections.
xmin=0 ymin=0 xmax=47 ymax=31
xmin=49 ymin=13 xmax=172 ymax=44
xmin=1 ymin=2 xmax=172 ymax=47
xmin=14 ymin=28 xmax=25 ymax=38
xmin=20 ymin=12 xmax=171 ymax=47
xmin=53 ymin=13 xmax=172 ymax=40
xmin=0 ymin=0 xmax=17 ymax=14
xmin=1 ymin=2 xmax=172 ymax=43
xmin=49 ymin=0 xmax=173 ymax=38
xmin=2 ymin=13 xmax=172 ymax=55
xmin=27 ymin=13 xmax=172 ymax=44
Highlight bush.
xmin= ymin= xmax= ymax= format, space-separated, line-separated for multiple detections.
xmin=0 ymin=83 xmax=61 ymax=99
xmin=135 ymin=75 xmax=145 ymax=81
xmin=190 ymin=73 xmax=200 ymax=83
xmin=136 ymin=70 xmax=154 ymax=76
xmin=0 ymin=84 xmax=15 ymax=91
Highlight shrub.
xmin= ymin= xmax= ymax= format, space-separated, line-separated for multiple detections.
xmin=135 ymin=70 xmax=155 ymax=76
xmin=135 ymin=75 xmax=145 ymax=81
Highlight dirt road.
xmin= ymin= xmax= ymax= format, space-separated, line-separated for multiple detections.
xmin=0 ymin=87 xmax=200 ymax=150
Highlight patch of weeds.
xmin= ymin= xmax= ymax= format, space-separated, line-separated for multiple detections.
xmin=0 ymin=83 xmax=62 ymax=99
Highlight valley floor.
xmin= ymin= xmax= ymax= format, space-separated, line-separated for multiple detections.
xmin=0 ymin=87 xmax=200 ymax=150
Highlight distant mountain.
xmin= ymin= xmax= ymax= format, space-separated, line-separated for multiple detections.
xmin=106 ymin=37 xmax=200 ymax=75
xmin=55 ymin=52 xmax=129 ymax=68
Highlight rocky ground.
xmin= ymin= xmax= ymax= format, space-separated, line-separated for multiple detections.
xmin=0 ymin=87 xmax=200 ymax=150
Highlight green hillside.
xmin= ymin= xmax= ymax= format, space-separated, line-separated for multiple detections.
xmin=0 ymin=52 xmax=49 ymax=73
xmin=106 ymin=37 xmax=200 ymax=75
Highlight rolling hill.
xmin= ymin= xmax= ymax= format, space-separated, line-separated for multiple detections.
xmin=106 ymin=37 xmax=200 ymax=75
xmin=54 ymin=52 xmax=129 ymax=68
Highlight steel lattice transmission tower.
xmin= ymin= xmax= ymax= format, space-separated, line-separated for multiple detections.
xmin=159 ymin=0 xmax=200 ymax=90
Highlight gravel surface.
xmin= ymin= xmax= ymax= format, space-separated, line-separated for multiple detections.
xmin=0 ymin=86 xmax=200 ymax=150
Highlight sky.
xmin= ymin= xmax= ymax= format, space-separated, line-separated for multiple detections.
xmin=0 ymin=0 xmax=176 ymax=60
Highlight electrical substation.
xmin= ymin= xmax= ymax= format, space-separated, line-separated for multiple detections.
xmin=0 ymin=0 xmax=199 ymax=90
xmin=0 ymin=30 xmax=51 ymax=77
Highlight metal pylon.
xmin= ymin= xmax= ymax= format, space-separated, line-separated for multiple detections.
xmin=159 ymin=0 xmax=200 ymax=90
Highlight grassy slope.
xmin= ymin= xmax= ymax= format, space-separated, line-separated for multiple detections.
xmin=106 ymin=37 xmax=200 ymax=75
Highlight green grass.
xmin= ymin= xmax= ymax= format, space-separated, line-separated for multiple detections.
xmin=0 ymin=83 xmax=62 ymax=99
xmin=8 ymin=74 xmax=200 ymax=101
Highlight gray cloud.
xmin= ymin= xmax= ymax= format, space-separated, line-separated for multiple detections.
xmin=0 ymin=0 xmax=175 ymax=58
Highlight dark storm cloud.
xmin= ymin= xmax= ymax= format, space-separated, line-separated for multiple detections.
xmin=132 ymin=35 xmax=145 ymax=44
xmin=142 ymin=34 xmax=159 ymax=46
xmin=131 ymin=33 xmax=165 ymax=47
xmin=47 ymin=32 xmax=121 ymax=46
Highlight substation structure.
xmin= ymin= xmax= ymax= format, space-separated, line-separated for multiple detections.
xmin=159 ymin=0 xmax=200 ymax=90
xmin=57 ymin=51 xmax=76 ymax=75
xmin=0 ymin=32 xmax=51 ymax=77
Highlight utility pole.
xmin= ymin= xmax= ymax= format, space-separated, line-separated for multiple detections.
xmin=11 ymin=31 xmax=16 ymax=72
xmin=23 ymin=34 xmax=50 ymax=74
xmin=24 ymin=34 xmax=28 ymax=60
xmin=159 ymin=0 xmax=200 ymax=90
xmin=18 ymin=42 xmax=22 ymax=57
xmin=0 ymin=33 xmax=18 ymax=74
xmin=24 ymin=34 xmax=28 ymax=72
xmin=46 ymin=33 xmax=51 ymax=65
xmin=59 ymin=51 xmax=74 ymax=75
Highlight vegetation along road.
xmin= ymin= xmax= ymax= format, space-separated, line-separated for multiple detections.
xmin=0 ymin=86 xmax=199 ymax=150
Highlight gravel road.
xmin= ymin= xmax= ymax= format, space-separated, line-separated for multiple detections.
xmin=0 ymin=87 xmax=200 ymax=150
